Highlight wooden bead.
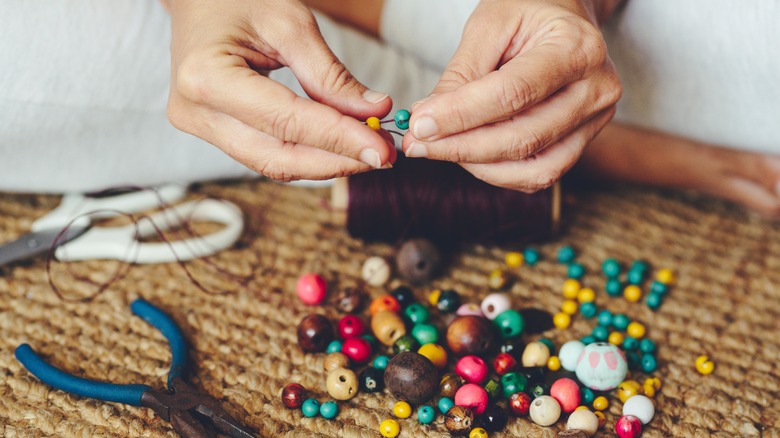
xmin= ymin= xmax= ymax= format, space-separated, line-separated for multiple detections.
xmin=323 ymin=352 xmax=350 ymax=372
xmin=559 ymin=340 xmax=585 ymax=372
xmin=622 ymin=395 xmax=655 ymax=424
xmin=384 ymin=352 xmax=439 ymax=404
xmin=529 ymin=395 xmax=561 ymax=427
xmin=480 ymin=293 xmax=511 ymax=320
xmin=444 ymin=406 xmax=474 ymax=434
xmin=342 ymin=337 xmax=372 ymax=363
xmin=446 ymin=315 xmax=497 ymax=357
xmin=439 ymin=372 xmax=464 ymax=398
xmin=326 ymin=367 xmax=359 ymax=400
xmin=575 ymin=342 xmax=628 ymax=391
xmin=337 ymin=315 xmax=366 ymax=339
xmin=370 ymin=294 xmax=401 ymax=316
xmin=359 ymin=366 xmax=385 ymax=393
xmin=566 ymin=409 xmax=599 ymax=436
xmin=454 ymin=383 xmax=489 ymax=415
xmin=508 ymin=391 xmax=532 ymax=417
xmin=396 ymin=238 xmax=441 ymax=284
xmin=481 ymin=405 xmax=508 ymax=432
xmin=550 ymin=378 xmax=581 ymax=413
xmin=615 ymin=415 xmax=642 ymax=438
xmin=521 ymin=341 xmax=551 ymax=367
xmin=371 ymin=310 xmax=406 ymax=346
xmin=362 ymin=256 xmax=391 ymax=286
xmin=335 ymin=286 xmax=364 ymax=313
xmin=493 ymin=352 xmax=517 ymax=375
xmin=281 ymin=383 xmax=306 ymax=409
xmin=297 ymin=314 xmax=334 ymax=353
xmin=296 ymin=273 xmax=327 ymax=305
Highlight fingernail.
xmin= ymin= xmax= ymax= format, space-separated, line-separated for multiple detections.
xmin=405 ymin=142 xmax=428 ymax=158
xmin=363 ymin=89 xmax=389 ymax=104
xmin=359 ymin=149 xmax=382 ymax=168
xmin=413 ymin=117 xmax=438 ymax=140
xmin=381 ymin=162 xmax=394 ymax=169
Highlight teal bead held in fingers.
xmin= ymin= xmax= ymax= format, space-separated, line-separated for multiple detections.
xmin=494 ymin=309 xmax=525 ymax=338
xmin=394 ymin=109 xmax=411 ymax=130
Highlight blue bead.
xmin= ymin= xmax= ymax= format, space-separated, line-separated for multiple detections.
xmin=418 ymin=405 xmax=436 ymax=424
xmin=567 ymin=262 xmax=586 ymax=279
xmin=622 ymin=336 xmax=639 ymax=351
xmin=538 ymin=337 xmax=555 ymax=354
xmin=605 ymin=278 xmax=623 ymax=297
xmin=580 ymin=387 xmax=595 ymax=404
xmin=580 ymin=302 xmax=598 ymax=319
xmin=639 ymin=338 xmax=656 ymax=354
xmin=630 ymin=260 xmax=649 ymax=273
xmin=597 ymin=310 xmax=613 ymax=327
xmin=301 ymin=398 xmax=320 ymax=418
xmin=641 ymin=354 xmax=658 ymax=373
xmin=319 ymin=401 xmax=339 ymax=419
xmin=558 ymin=246 xmax=576 ymax=264
xmin=591 ymin=325 xmax=609 ymax=341
xmin=650 ymin=281 xmax=669 ymax=295
xmin=438 ymin=397 xmax=454 ymax=414
xmin=581 ymin=335 xmax=596 ymax=345
xmin=523 ymin=247 xmax=540 ymax=265
xmin=373 ymin=355 xmax=390 ymax=370
xmin=602 ymin=258 xmax=621 ymax=278
xmin=327 ymin=340 xmax=343 ymax=354
xmin=627 ymin=268 xmax=645 ymax=285
xmin=394 ymin=109 xmax=411 ymax=130
xmin=646 ymin=292 xmax=663 ymax=310
xmin=612 ymin=313 xmax=630 ymax=331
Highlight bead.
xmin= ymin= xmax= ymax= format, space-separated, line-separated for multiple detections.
xmin=508 ymin=391 xmax=532 ymax=416
xmin=562 ymin=279 xmax=582 ymax=299
xmin=591 ymin=325 xmax=609 ymax=342
xmin=655 ymin=268 xmax=675 ymax=285
xmin=696 ymin=355 xmax=715 ymax=375
xmin=550 ymin=378 xmax=581 ymax=413
xmin=547 ymin=356 xmax=561 ymax=371
xmin=483 ymin=378 xmax=500 ymax=399
xmin=623 ymin=395 xmax=655 ymax=424
xmin=630 ymin=260 xmax=649 ymax=273
xmin=444 ymin=406 xmax=475 ymax=434
xmin=522 ymin=341 xmax=550 ymax=367
xmin=523 ymin=247 xmax=540 ymax=265
xmin=301 ymin=398 xmax=320 ymax=418
xmin=567 ymin=409 xmax=599 ymax=437
xmin=626 ymin=322 xmax=646 ymax=338
xmin=505 ymin=251 xmax=524 ymax=268
xmin=553 ymin=311 xmax=572 ymax=330
xmin=605 ymin=278 xmax=623 ymax=296
xmin=622 ymin=337 xmax=639 ymax=351
xmin=296 ymin=273 xmax=327 ymax=306
xmin=579 ymin=387 xmax=595 ymax=405
xmin=470 ymin=427 xmax=489 ymax=438
xmin=623 ymin=285 xmax=642 ymax=302
xmin=493 ymin=352 xmax=518 ymax=375
xmin=499 ymin=337 xmax=526 ymax=358
xmin=596 ymin=310 xmax=612 ymax=327
xmin=529 ymin=395 xmax=562 ymax=426
xmin=649 ymin=281 xmax=668 ymax=295
xmin=417 ymin=405 xmax=436 ymax=424
xmin=393 ymin=401 xmax=412 ymax=419
xmin=379 ymin=419 xmax=400 ymax=438
xmin=428 ymin=289 xmax=441 ymax=306
xmin=387 ymin=285 xmax=414 ymax=308
xmin=393 ymin=334 xmax=419 ymax=355
xmin=359 ymin=366 xmax=385 ymax=393
xmin=561 ymin=300 xmax=578 ymax=315
xmin=643 ymin=377 xmax=661 ymax=397
xmin=500 ymin=372 xmax=528 ymax=398
xmin=440 ymin=373 xmax=464 ymax=398
xmin=594 ymin=410 xmax=606 ymax=429
xmin=626 ymin=269 xmax=644 ymax=285
xmin=436 ymin=289 xmax=461 ymax=313
xmin=362 ymin=256 xmax=391 ymax=287
xmin=454 ymin=383 xmax=489 ymax=415
xmin=625 ymin=351 xmax=641 ymax=370
xmin=641 ymin=354 xmax=658 ymax=373
xmin=370 ymin=295 xmax=401 ymax=316
xmin=394 ymin=109 xmax=411 ymax=130
xmin=342 ymin=337 xmax=372 ymax=363
xmin=559 ymin=340 xmax=585 ymax=372
xmin=577 ymin=288 xmax=596 ymax=304
xmin=558 ymin=246 xmax=576 ymax=263
xmin=335 ymin=286 xmax=364 ymax=313
xmin=592 ymin=396 xmax=608 ymax=411
xmin=323 ymin=352 xmax=350 ymax=372
xmin=481 ymin=405 xmax=508 ymax=432
xmin=396 ymin=238 xmax=441 ymax=284
xmin=494 ymin=309 xmax=525 ymax=339
xmin=373 ymin=355 xmax=390 ymax=370
xmin=456 ymin=303 xmax=484 ymax=317
xmin=411 ymin=323 xmax=439 ymax=346
xmin=612 ymin=314 xmax=630 ymax=331
xmin=488 ymin=268 xmax=511 ymax=290
xmin=581 ymin=335 xmax=596 ymax=345
xmin=385 ymin=352 xmax=439 ymax=404
xmin=575 ymin=342 xmax=628 ymax=391
xmin=371 ymin=310 xmax=406 ymax=346
xmin=297 ymin=314 xmax=334 ymax=353
xmin=338 ymin=315 xmax=366 ymax=339
xmin=538 ymin=338 xmax=555 ymax=354
xmin=319 ymin=401 xmax=339 ymax=419
xmin=607 ymin=332 xmax=624 ymax=346
xmin=602 ymin=258 xmax=621 ymax=277
xmin=455 ymin=356 xmax=489 ymax=384
xmin=366 ymin=116 xmax=381 ymax=130
xmin=568 ymin=262 xmax=586 ymax=280
xmin=438 ymin=397 xmax=455 ymax=414
xmin=326 ymin=340 xmax=343 ymax=354
xmin=530 ymin=383 xmax=550 ymax=399
xmin=616 ymin=380 xmax=642 ymax=403
xmin=579 ymin=302 xmax=598 ymax=319
xmin=418 ymin=343 xmax=448 ymax=369
xmin=615 ymin=415 xmax=642 ymax=438
xmin=645 ymin=292 xmax=663 ymax=310
xmin=480 ymin=293 xmax=512 ymax=320
xmin=281 ymin=383 xmax=306 ymax=409
xmin=404 ymin=303 xmax=430 ymax=325
xmin=326 ymin=367 xmax=358 ymax=401
xmin=447 ymin=315 xmax=497 ymax=357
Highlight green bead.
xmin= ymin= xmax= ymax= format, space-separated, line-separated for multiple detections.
xmin=640 ymin=354 xmax=658 ymax=372
xmin=591 ymin=325 xmax=609 ymax=341
xmin=580 ymin=387 xmax=595 ymax=404
xmin=362 ymin=335 xmax=377 ymax=346
xmin=625 ymin=351 xmax=641 ymax=370
xmin=650 ymin=281 xmax=669 ymax=295
xmin=438 ymin=397 xmax=454 ymax=414
xmin=612 ymin=313 xmax=630 ymax=331
xmin=327 ymin=340 xmax=343 ymax=354
xmin=622 ymin=336 xmax=639 ymax=351
xmin=558 ymin=246 xmax=576 ymax=263
xmin=597 ymin=310 xmax=613 ymax=327
xmin=500 ymin=372 xmax=528 ymax=398
xmin=418 ymin=405 xmax=436 ymax=424
xmin=301 ymin=398 xmax=320 ymax=417
xmin=436 ymin=289 xmax=461 ymax=313
xmin=394 ymin=109 xmax=411 ymax=130
xmin=630 ymin=260 xmax=649 ymax=273
xmin=639 ymin=338 xmax=656 ymax=354
xmin=531 ymin=383 xmax=549 ymax=399
xmin=412 ymin=323 xmax=439 ymax=346
xmin=405 ymin=303 xmax=430 ymax=325
xmin=646 ymin=292 xmax=663 ymax=310
xmin=373 ymin=355 xmax=390 ymax=370
xmin=606 ymin=278 xmax=623 ymax=297
xmin=538 ymin=337 xmax=555 ymax=355
xmin=567 ymin=262 xmax=586 ymax=279
xmin=579 ymin=302 xmax=598 ymax=319
xmin=319 ymin=401 xmax=339 ymax=419
xmin=627 ymin=269 xmax=645 ymax=285
xmin=484 ymin=378 xmax=501 ymax=399
xmin=581 ymin=335 xmax=596 ymax=345
xmin=602 ymin=258 xmax=621 ymax=277
xmin=523 ymin=247 xmax=540 ymax=265
xmin=393 ymin=335 xmax=419 ymax=354
xmin=493 ymin=309 xmax=525 ymax=338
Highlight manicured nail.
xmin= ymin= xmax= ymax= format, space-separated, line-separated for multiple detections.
xmin=405 ymin=142 xmax=428 ymax=158
xmin=359 ymin=149 xmax=382 ymax=168
xmin=413 ymin=117 xmax=438 ymax=140
xmin=363 ymin=89 xmax=389 ymax=104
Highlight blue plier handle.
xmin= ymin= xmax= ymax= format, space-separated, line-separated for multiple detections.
xmin=15 ymin=299 xmax=255 ymax=438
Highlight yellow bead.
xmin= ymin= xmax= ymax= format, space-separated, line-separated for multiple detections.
xmin=616 ymin=380 xmax=642 ymax=403
xmin=696 ymin=355 xmax=715 ymax=375
xmin=643 ymin=382 xmax=656 ymax=397
xmin=488 ymin=269 xmax=510 ymax=290
xmin=594 ymin=411 xmax=606 ymax=429
xmin=553 ymin=312 xmax=571 ymax=329
xmin=577 ymin=287 xmax=595 ymax=303
xmin=547 ymin=356 xmax=561 ymax=371
xmin=366 ymin=117 xmax=381 ymax=131
xmin=592 ymin=396 xmax=609 ymax=411
xmin=418 ymin=343 xmax=448 ymax=369
xmin=608 ymin=331 xmax=624 ymax=345
xmin=561 ymin=300 xmax=578 ymax=315
xmin=646 ymin=377 xmax=662 ymax=391
xmin=393 ymin=401 xmax=412 ymax=419
xmin=623 ymin=285 xmax=642 ymax=302
xmin=380 ymin=419 xmax=400 ymax=437
xmin=505 ymin=251 xmax=523 ymax=268
xmin=626 ymin=321 xmax=646 ymax=338
xmin=469 ymin=427 xmax=489 ymax=438
xmin=575 ymin=405 xmax=590 ymax=411
xmin=428 ymin=289 xmax=441 ymax=306
xmin=562 ymin=279 xmax=581 ymax=299
xmin=656 ymin=268 xmax=675 ymax=285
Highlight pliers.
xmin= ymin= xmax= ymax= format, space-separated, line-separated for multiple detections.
xmin=15 ymin=299 xmax=256 ymax=438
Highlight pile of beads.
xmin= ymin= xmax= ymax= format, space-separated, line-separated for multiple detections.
xmin=282 ymin=383 xmax=341 ymax=419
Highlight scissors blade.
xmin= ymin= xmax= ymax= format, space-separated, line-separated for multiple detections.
xmin=0 ymin=226 xmax=89 ymax=266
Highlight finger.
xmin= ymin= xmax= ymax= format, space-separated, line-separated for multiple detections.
xmin=460 ymin=108 xmax=615 ymax=192
xmin=403 ymin=78 xmax=616 ymax=163
xmin=718 ymin=178 xmax=780 ymax=218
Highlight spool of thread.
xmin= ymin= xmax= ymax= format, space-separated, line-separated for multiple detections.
xmin=331 ymin=154 xmax=561 ymax=245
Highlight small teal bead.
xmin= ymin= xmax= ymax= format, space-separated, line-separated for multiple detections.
xmin=630 ymin=260 xmax=649 ymax=273
xmin=597 ymin=310 xmax=614 ymax=327
xmin=394 ymin=109 xmax=411 ymax=130
xmin=602 ymin=258 xmax=621 ymax=278
xmin=605 ymin=278 xmax=623 ymax=297
xmin=523 ymin=247 xmax=540 ymax=265
xmin=612 ymin=313 xmax=630 ymax=331
xmin=327 ymin=340 xmax=343 ymax=354
xmin=640 ymin=354 xmax=658 ymax=373
xmin=412 ymin=323 xmax=439 ymax=346
xmin=501 ymin=372 xmax=528 ymax=398
xmin=591 ymin=325 xmax=609 ymax=341
xmin=581 ymin=335 xmax=597 ymax=345
xmin=538 ymin=338 xmax=555 ymax=354
xmin=627 ymin=269 xmax=645 ymax=285
xmin=625 ymin=351 xmax=641 ymax=370
xmin=622 ymin=336 xmax=639 ymax=351
xmin=580 ymin=387 xmax=595 ymax=404
xmin=319 ymin=401 xmax=339 ymax=419
xmin=405 ymin=303 xmax=430 ymax=325
xmin=650 ymin=281 xmax=669 ymax=295
xmin=493 ymin=309 xmax=525 ymax=338
xmin=438 ymin=397 xmax=454 ymax=414
xmin=418 ymin=405 xmax=436 ymax=424
xmin=639 ymin=338 xmax=656 ymax=354
xmin=646 ymin=292 xmax=663 ymax=310
xmin=301 ymin=398 xmax=320 ymax=418
xmin=373 ymin=355 xmax=390 ymax=370
xmin=580 ymin=302 xmax=598 ymax=319
xmin=558 ymin=246 xmax=576 ymax=264
xmin=567 ymin=262 xmax=586 ymax=279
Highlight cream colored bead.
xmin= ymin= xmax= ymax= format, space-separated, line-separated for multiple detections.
xmin=566 ymin=409 xmax=599 ymax=436
xmin=326 ymin=367 xmax=359 ymax=400
xmin=522 ymin=341 xmax=551 ymax=367
xmin=362 ymin=256 xmax=391 ymax=287
xmin=529 ymin=395 xmax=561 ymax=426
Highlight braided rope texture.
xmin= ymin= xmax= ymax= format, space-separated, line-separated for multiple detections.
xmin=0 ymin=180 xmax=778 ymax=437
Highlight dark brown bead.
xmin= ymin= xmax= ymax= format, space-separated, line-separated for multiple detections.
xmin=444 ymin=406 xmax=474 ymax=435
xmin=384 ymin=352 xmax=439 ymax=404
xmin=558 ymin=430 xmax=589 ymax=438
xmin=281 ymin=383 xmax=306 ymax=409
xmin=439 ymin=373 xmax=464 ymax=398
xmin=296 ymin=314 xmax=334 ymax=353
xmin=446 ymin=315 xmax=496 ymax=357
xmin=335 ymin=286 xmax=364 ymax=313
xmin=519 ymin=308 xmax=554 ymax=334
xmin=396 ymin=238 xmax=441 ymax=284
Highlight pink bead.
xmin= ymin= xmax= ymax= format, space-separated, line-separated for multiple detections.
xmin=615 ymin=415 xmax=643 ymax=438
xmin=337 ymin=315 xmax=366 ymax=339
xmin=454 ymin=383 xmax=489 ymax=415
xmin=549 ymin=377 xmax=581 ymax=413
xmin=456 ymin=303 xmax=484 ymax=317
xmin=341 ymin=337 xmax=372 ymax=363
xmin=455 ymin=355 xmax=488 ymax=384
xmin=296 ymin=273 xmax=327 ymax=305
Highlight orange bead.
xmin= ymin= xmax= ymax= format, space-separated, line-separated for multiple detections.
xmin=370 ymin=294 xmax=401 ymax=316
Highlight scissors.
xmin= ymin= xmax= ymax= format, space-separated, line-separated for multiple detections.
xmin=0 ymin=184 xmax=244 ymax=266
xmin=15 ymin=299 xmax=256 ymax=438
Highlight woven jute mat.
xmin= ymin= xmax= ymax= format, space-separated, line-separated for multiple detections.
xmin=0 ymin=179 xmax=778 ymax=438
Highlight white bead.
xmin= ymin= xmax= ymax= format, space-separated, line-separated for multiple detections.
xmin=622 ymin=394 xmax=655 ymax=424
xmin=575 ymin=342 xmax=628 ymax=391
xmin=480 ymin=293 xmax=511 ymax=320
xmin=559 ymin=340 xmax=585 ymax=372
xmin=566 ymin=409 xmax=599 ymax=436
xmin=361 ymin=256 xmax=391 ymax=286
xmin=521 ymin=341 xmax=551 ymax=367
xmin=529 ymin=395 xmax=561 ymax=427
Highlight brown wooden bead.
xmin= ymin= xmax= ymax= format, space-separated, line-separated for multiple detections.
xmin=444 ymin=406 xmax=474 ymax=435
xmin=281 ymin=383 xmax=306 ymax=409
xmin=323 ymin=352 xmax=350 ymax=372
xmin=326 ymin=367 xmax=359 ymax=400
xmin=371 ymin=310 xmax=407 ymax=346
xmin=439 ymin=373 xmax=464 ymax=398
xmin=296 ymin=314 xmax=334 ymax=353
xmin=446 ymin=315 xmax=497 ymax=357
xmin=335 ymin=287 xmax=364 ymax=314
xmin=396 ymin=238 xmax=441 ymax=284
xmin=384 ymin=352 xmax=439 ymax=404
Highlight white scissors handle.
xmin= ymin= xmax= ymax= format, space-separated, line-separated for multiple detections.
xmin=54 ymin=199 xmax=244 ymax=264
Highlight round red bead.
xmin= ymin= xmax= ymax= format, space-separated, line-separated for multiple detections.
xmin=550 ymin=377 xmax=580 ymax=413
xmin=455 ymin=355 xmax=489 ymax=384
xmin=281 ymin=383 xmax=306 ymax=409
xmin=615 ymin=415 xmax=643 ymax=438
xmin=296 ymin=273 xmax=327 ymax=305
xmin=341 ymin=337 xmax=372 ymax=363
xmin=338 ymin=315 xmax=366 ymax=339
xmin=454 ymin=383 xmax=489 ymax=415
xmin=493 ymin=352 xmax=517 ymax=375
xmin=508 ymin=391 xmax=532 ymax=417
